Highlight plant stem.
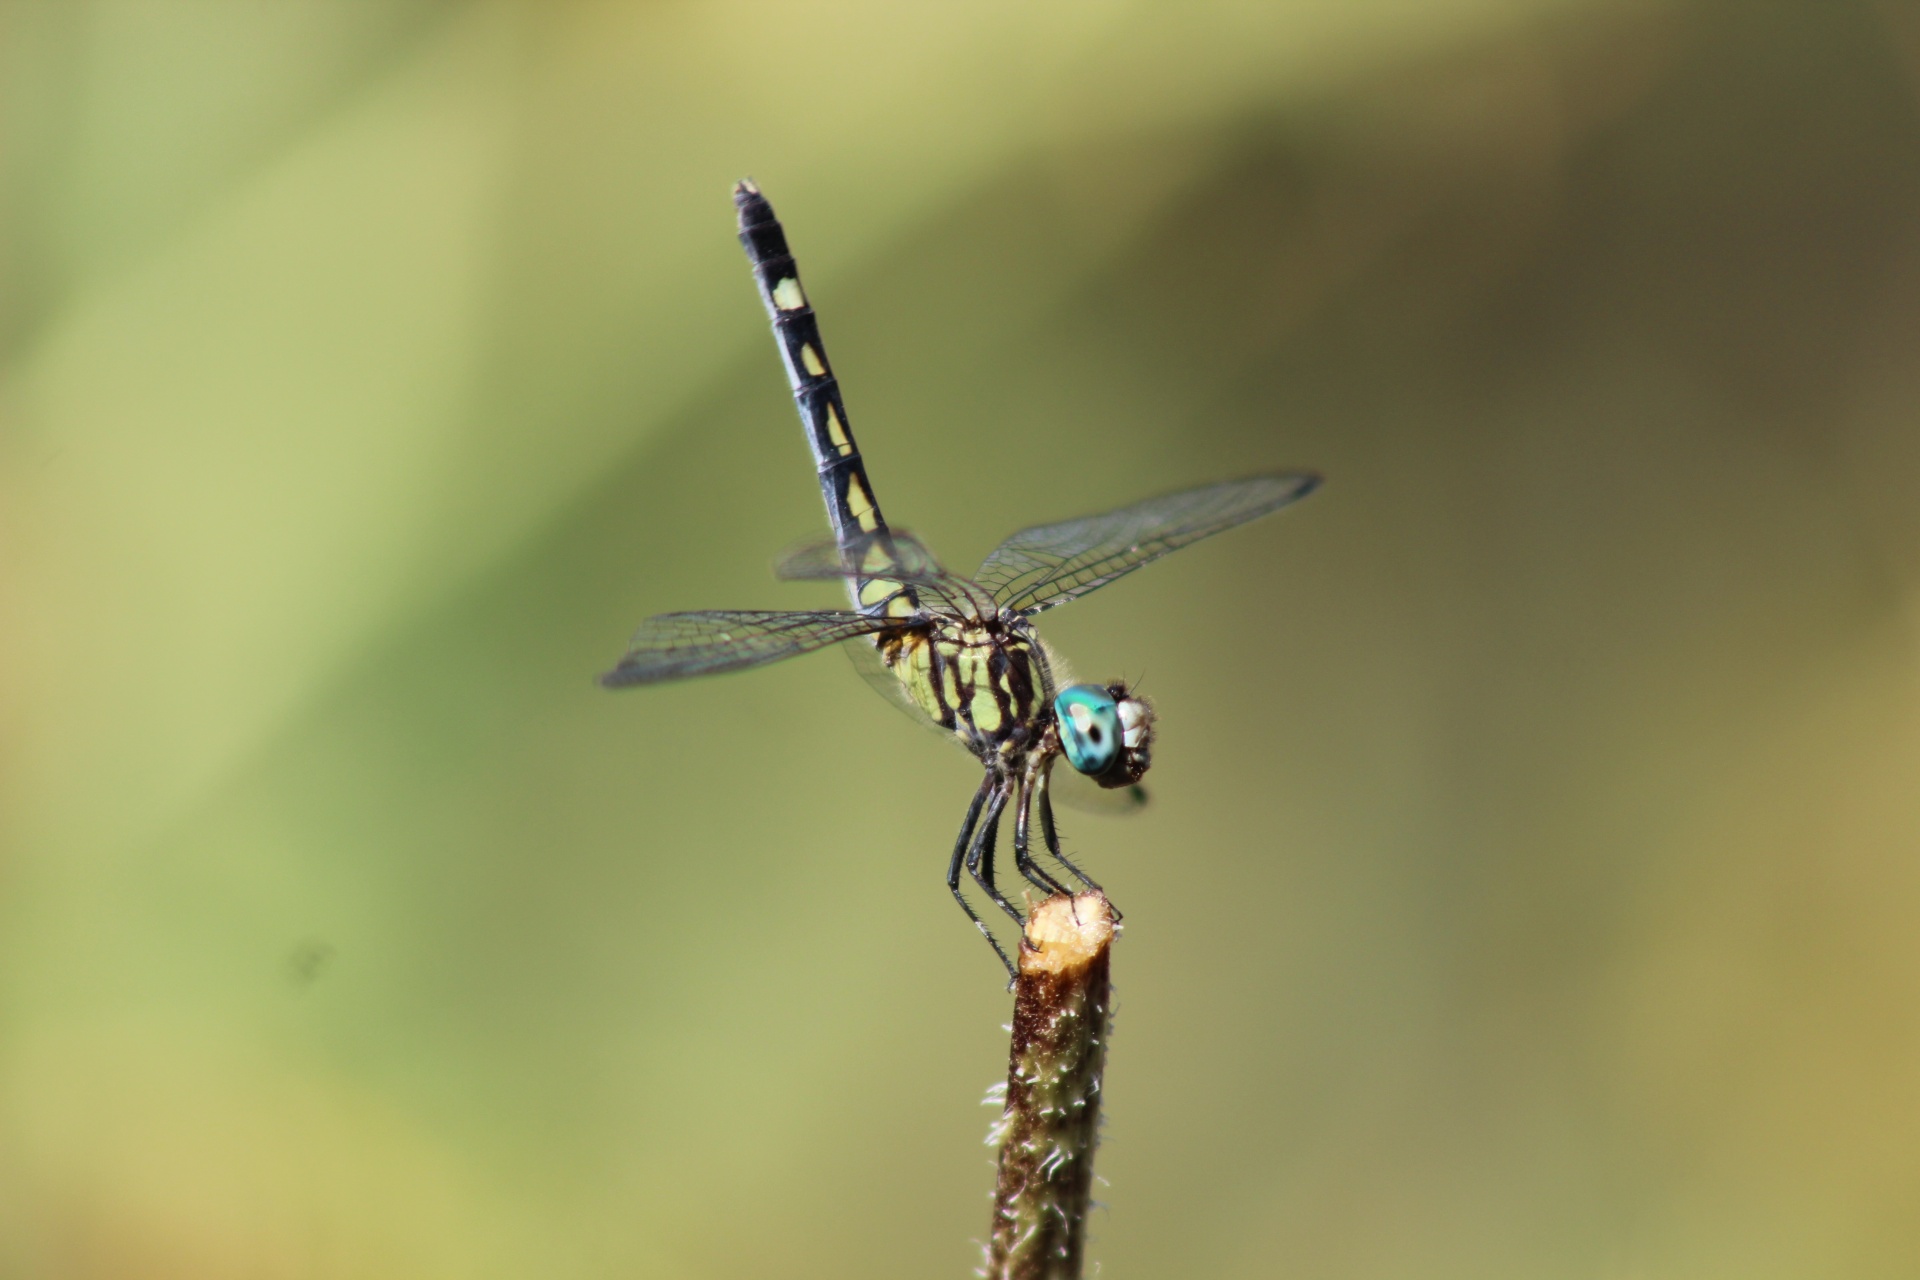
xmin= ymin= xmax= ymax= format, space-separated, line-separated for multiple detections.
xmin=983 ymin=892 xmax=1116 ymax=1280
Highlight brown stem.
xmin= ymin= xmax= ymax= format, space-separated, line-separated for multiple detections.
xmin=983 ymin=893 xmax=1116 ymax=1280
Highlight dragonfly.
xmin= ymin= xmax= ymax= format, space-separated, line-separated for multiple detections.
xmin=604 ymin=181 xmax=1320 ymax=976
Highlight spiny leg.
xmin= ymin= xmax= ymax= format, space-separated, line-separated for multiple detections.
xmin=1011 ymin=776 xmax=1074 ymax=900
xmin=948 ymin=778 xmax=1016 ymax=977
xmin=965 ymin=780 xmax=1026 ymax=929
xmin=1036 ymin=782 xmax=1114 ymax=913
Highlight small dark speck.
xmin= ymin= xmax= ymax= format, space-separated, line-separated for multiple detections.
xmin=285 ymin=939 xmax=336 ymax=989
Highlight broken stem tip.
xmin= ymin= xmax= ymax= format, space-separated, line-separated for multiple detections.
xmin=983 ymin=892 xmax=1116 ymax=1280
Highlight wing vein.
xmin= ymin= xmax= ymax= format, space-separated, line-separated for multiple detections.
xmin=600 ymin=609 xmax=890 ymax=687
xmin=974 ymin=473 xmax=1320 ymax=615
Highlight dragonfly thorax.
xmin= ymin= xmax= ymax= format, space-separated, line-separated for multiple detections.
xmin=878 ymin=616 xmax=1048 ymax=763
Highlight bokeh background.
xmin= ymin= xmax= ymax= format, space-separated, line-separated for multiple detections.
xmin=6 ymin=1 xmax=1920 ymax=1276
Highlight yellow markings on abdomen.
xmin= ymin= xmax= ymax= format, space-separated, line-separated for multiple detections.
xmin=824 ymin=404 xmax=853 ymax=455
xmin=801 ymin=344 xmax=827 ymax=376
xmin=772 ymin=277 xmax=807 ymax=311
xmin=860 ymin=578 xmax=922 ymax=620
xmin=844 ymin=474 xmax=879 ymax=531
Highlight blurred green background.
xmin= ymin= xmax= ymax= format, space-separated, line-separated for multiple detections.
xmin=5 ymin=1 xmax=1920 ymax=1276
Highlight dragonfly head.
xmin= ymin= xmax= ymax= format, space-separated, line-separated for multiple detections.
xmin=1053 ymin=682 xmax=1155 ymax=788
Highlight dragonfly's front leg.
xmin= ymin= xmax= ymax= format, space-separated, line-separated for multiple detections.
xmin=1034 ymin=774 xmax=1115 ymax=917
xmin=948 ymin=776 xmax=1017 ymax=978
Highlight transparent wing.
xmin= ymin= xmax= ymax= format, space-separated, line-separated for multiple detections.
xmin=774 ymin=528 xmax=993 ymax=619
xmin=599 ymin=610 xmax=888 ymax=687
xmin=773 ymin=529 xmax=948 ymax=584
xmin=975 ymin=472 xmax=1321 ymax=616
xmin=1050 ymin=765 xmax=1150 ymax=816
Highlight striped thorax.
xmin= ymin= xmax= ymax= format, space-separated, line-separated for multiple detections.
xmin=877 ymin=612 xmax=1050 ymax=762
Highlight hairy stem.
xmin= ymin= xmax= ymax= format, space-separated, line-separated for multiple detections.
xmin=983 ymin=893 xmax=1116 ymax=1280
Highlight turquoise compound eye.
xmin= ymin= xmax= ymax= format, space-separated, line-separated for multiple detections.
xmin=1054 ymin=684 xmax=1122 ymax=776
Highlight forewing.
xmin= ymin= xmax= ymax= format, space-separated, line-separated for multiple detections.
xmin=599 ymin=610 xmax=887 ymax=687
xmin=976 ymin=472 xmax=1320 ymax=615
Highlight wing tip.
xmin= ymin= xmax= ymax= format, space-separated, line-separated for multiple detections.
xmin=1245 ymin=468 xmax=1323 ymax=509
xmin=600 ymin=658 xmax=663 ymax=689
xmin=1266 ymin=468 xmax=1323 ymax=498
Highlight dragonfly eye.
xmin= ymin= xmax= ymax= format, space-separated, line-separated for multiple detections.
xmin=1054 ymin=684 xmax=1124 ymax=778
xmin=1053 ymin=681 xmax=1155 ymax=787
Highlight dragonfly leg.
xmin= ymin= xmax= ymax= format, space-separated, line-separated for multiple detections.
xmin=1011 ymin=777 xmax=1073 ymax=900
xmin=948 ymin=778 xmax=1017 ymax=979
xmin=966 ymin=781 xmax=1026 ymax=929
xmin=1037 ymin=786 xmax=1120 ymax=920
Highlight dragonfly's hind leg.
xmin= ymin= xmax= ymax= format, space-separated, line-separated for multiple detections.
xmin=1011 ymin=777 xmax=1074 ymax=900
xmin=965 ymin=781 xmax=1026 ymax=930
xmin=948 ymin=778 xmax=1017 ymax=979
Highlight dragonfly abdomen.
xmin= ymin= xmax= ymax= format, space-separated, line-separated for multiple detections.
xmin=735 ymin=181 xmax=918 ymax=622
